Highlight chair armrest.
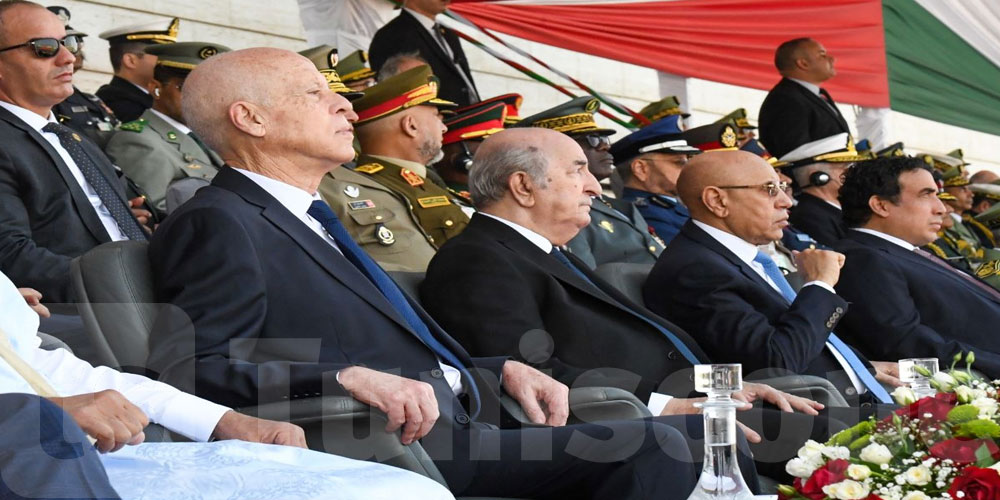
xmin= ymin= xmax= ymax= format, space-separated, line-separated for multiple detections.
xmin=500 ymin=386 xmax=653 ymax=424
xmin=37 ymin=332 xmax=72 ymax=352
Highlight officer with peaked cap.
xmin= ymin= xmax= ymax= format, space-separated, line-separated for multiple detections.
xmin=922 ymin=191 xmax=1000 ymax=292
xmin=714 ymin=107 xmax=756 ymax=147
xmin=96 ymin=17 xmax=179 ymax=122
xmin=433 ymin=99 xmax=509 ymax=205
xmin=927 ymin=152 xmax=1000 ymax=252
xmin=630 ymin=95 xmax=689 ymax=128
xmin=48 ymin=6 xmax=121 ymax=147
xmin=350 ymin=65 xmax=470 ymax=247
xmin=335 ymin=49 xmax=376 ymax=91
xmin=780 ymin=133 xmax=871 ymax=247
xmin=302 ymin=52 xmax=440 ymax=272
xmin=612 ymin=114 xmax=701 ymax=245
xmin=970 ymin=182 xmax=1000 ymax=216
xmin=514 ymin=97 xmax=666 ymax=268
xmin=104 ymin=42 xmax=230 ymax=214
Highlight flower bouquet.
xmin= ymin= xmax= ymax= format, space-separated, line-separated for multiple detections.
xmin=778 ymin=353 xmax=1000 ymax=500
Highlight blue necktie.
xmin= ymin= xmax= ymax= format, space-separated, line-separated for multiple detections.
xmin=550 ymin=248 xmax=702 ymax=365
xmin=752 ymin=251 xmax=892 ymax=404
xmin=307 ymin=200 xmax=480 ymax=414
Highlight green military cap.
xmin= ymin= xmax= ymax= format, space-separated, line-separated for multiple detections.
xmin=938 ymin=191 xmax=958 ymax=202
xmin=922 ymin=153 xmax=968 ymax=187
xmin=443 ymin=102 xmax=506 ymax=146
xmin=298 ymin=45 xmax=364 ymax=100
xmin=630 ymin=95 xmax=689 ymax=127
xmin=681 ymin=122 xmax=739 ymax=152
xmin=876 ymin=142 xmax=906 ymax=158
xmin=971 ymin=183 xmax=1000 ymax=201
xmin=715 ymin=108 xmax=755 ymax=130
xmin=514 ymin=96 xmax=615 ymax=136
xmin=352 ymin=65 xmax=457 ymax=125
xmin=335 ymin=50 xmax=376 ymax=86
xmin=976 ymin=201 xmax=1000 ymax=230
xmin=948 ymin=148 xmax=969 ymax=166
xmin=145 ymin=41 xmax=231 ymax=72
xmin=461 ymin=93 xmax=522 ymax=124
xmin=99 ymin=18 xmax=179 ymax=45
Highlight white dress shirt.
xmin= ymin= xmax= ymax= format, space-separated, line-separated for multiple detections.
xmin=404 ymin=8 xmax=452 ymax=57
xmin=788 ymin=77 xmax=839 ymax=113
xmin=0 ymin=271 xmax=229 ymax=442
xmin=233 ymin=168 xmax=464 ymax=395
xmin=0 ymin=100 xmax=128 ymax=241
xmin=692 ymin=220 xmax=866 ymax=395
xmin=149 ymin=108 xmax=191 ymax=135
xmin=479 ymin=213 xmax=674 ymax=415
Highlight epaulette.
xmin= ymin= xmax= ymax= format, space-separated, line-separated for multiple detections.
xmin=354 ymin=163 xmax=384 ymax=175
xmin=649 ymin=195 xmax=678 ymax=209
xmin=924 ymin=242 xmax=949 ymax=260
xmin=963 ymin=213 xmax=997 ymax=246
xmin=119 ymin=118 xmax=147 ymax=133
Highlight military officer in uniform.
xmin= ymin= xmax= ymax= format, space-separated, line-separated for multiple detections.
xmin=931 ymin=153 xmax=1000 ymax=257
xmin=350 ymin=66 xmax=470 ymax=246
xmin=97 ymin=18 xmax=179 ymax=122
xmin=104 ymin=42 xmax=229 ymax=214
xmin=48 ymin=6 xmax=120 ymax=147
xmin=335 ymin=49 xmax=377 ymax=91
xmin=612 ymin=115 xmax=702 ymax=245
xmin=715 ymin=108 xmax=757 ymax=147
xmin=629 ymin=95 xmax=689 ymax=129
xmin=434 ymin=97 xmax=513 ymax=206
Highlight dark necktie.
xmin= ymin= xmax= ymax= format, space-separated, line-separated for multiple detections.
xmin=432 ymin=23 xmax=480 ymax=102
xmin=913 ymin=248 xmax=1000 ymax=301
xmin=549 ymin=248 xmax=702 ymax=365
xmin=42 ymin=122 xmax=147 ymax=240
xmin=307 ymin=200 xmax=480 ymax=413
xmin=752 ymin=251 xmax=892 ymax=403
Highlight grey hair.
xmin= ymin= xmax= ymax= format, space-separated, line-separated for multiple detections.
xmin=614 ymin=155 xmax=639 ymax=183
xmin=469 ymin=143 xmax=549 ymax=209
xmin=376 ymin=51 xmax=426 ymax=81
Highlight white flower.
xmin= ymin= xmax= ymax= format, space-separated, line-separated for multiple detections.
xmin=846 ymin=464 xmax=871 ymax=481
xmin=823 ymin=446 xmax=851 ymax=460
xmin=971 ymin=397 xmax=999 ymax=418
xmin=933 ymin=372 xmax=957 ymax=391
xmin=904 ymin=465 xmax=932 ymax=486
xmin=893 ymin=386 xmax=917 ymax=406
xmin=785 ymin=457 xmax=819 ymax=479
xmin=797 ymin=440 xmax=826 ymax=466
xmin=901 ymin=492 xmax=930 ymax=500
xmin=972 ymin=388 xmax=989 ymax=400
xmin=860 ymin=443 xmax=894 ymax=465
xmin=956 ymin=385 xmax=975 ymax=403
xmin=823 ymin=479 xmax=871 ymax=499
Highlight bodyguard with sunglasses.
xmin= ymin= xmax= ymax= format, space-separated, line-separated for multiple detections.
xmin=644 ymin=150 xmax=900 ymax=407
xmin=0 ymin=1 xmax=151 ymax=304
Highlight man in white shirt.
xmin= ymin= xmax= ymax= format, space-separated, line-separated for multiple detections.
xmin=644 ymin=150 xmax=898 ymax=407
xmin=834 ymin=155 xmax=1000 ymax=380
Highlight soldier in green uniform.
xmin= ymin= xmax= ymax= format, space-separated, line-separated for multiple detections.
xmin=928 ymin=153 xmax=1000 ymax=258
xmin=434 ymin=98 xmax=510 ymax=202
xmin=714 ymin=108 xmax=756 ymax=147
xmin=299 ymin=46 xmax=439 ymax=272
xmin=350 ymin=66 xmax=470 ymax=246
xmin=514 ymin=97 xmax=666 ymax=268
xmin=104 ymin=42 xmax=230 ymax=214
xmin=924 ymin=192 xmax=1000 ymax=291
xmin=629 ymin=95 xmax=689 ymax=128
xmin=335 ymin=49 xmax=376 ymax=91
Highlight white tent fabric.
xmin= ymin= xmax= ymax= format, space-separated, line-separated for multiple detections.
xmin=913 ymin=0 xmax=1000 ymax=69
xmin=296 ymin=0 xmax=396 ymax=55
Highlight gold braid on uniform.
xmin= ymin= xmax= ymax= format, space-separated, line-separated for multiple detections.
xmin=924 ymin=242 xmax=949 ymax=259
xmin=976 ymin=260 xmax=1000 ymax=279
xmin=964 ymin=214 xmax=997 ymax=247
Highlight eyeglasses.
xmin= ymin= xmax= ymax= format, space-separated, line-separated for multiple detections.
xmin=718 ymin=181 xmax=789 ymax=197
xmin=0 ymin=36 xmax=80 ymax=58
xmin=580 ymin=134 xmax=611 ymax=149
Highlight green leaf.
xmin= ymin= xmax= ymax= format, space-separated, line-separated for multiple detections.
xmin=975 ymin=443 xmax=997 ymax=467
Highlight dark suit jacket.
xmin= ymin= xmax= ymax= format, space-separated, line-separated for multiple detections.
xmin=758 ymin=78 xmax=850 ymax=159
xmin=789 ymin=193 xmax=847 ymax=247
xmin=644 ymin=222 xmax=872 ymax=399
xmin=95 ymin=76 xmax=152 ymax=123
xmin=0 ymin=105 xmax=128 ymax=302
xmin=148 ymin=167 xmax=508 ymax=425
xmin=421 ymin=214 xmax=709 ymax=401
xmin=834 ymin=230 xmax=1000 ymax=379
xmin=369 ymin=10 xmax=478 ymax=106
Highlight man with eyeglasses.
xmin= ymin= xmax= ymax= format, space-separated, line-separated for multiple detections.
xmin=613 ymin=115 xmax=702 ymax=246
xmin=643 ymin=150 xmax=900 ymax=407
xmin=0 ymin=1 xmax=152 ymax=308
xmin=513 ymin=97 xmax=666 ymax=269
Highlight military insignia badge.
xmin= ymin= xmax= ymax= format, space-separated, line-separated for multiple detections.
xmin=327 ymin=49 xmax=339 ymax=68
xmin=417 ymin=196 xmax=450 ymax=208
xmin=584 ymin=99 xmax=600 ymax=113
xmin=721 ymin=125 xmax=738 ymax=148
xmin=355 ymin=163 xmax=384 ymax=174
xmin=400 ymin=169 xmax=425 ymax=187
xmin=187 ymin=164 xmax=201 ymax=169
xmin=71 ymin=132 xmax=82 ymax=142
xmin=167 ymin=131 xmax=178 ymax=141
xmin=375 ymin=224 xmax=395 ymax=245
xmin=344 ymin=185 xmax=360 ymax=198
xmin=348 ymin=200 xmax=375 ymax=210
xmin=198 ymin=46 xmax=218 ymax=59
xmin=599 ymin=220 xmax=615 ymax=233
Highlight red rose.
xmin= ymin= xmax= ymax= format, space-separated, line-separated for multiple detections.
xmin=891 ymin=393 xmax=957 ymax=422
xmin=929 ymin=438 xmax=1000 ymax=466
xmin=796 ymin=459 xmax=849 ymax=500
xmin=949 ymin=467 xmax=1000 ymax=500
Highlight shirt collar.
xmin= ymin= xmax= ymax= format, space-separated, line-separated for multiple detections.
xmin=478 ymin=212 xmax=553 ymax=253
xmin=788 ymin=78 xmax=821 ymax=96
xmin=950 ymin=212 xmax=962 ymax=223
xmin=232 ymin=168 xmax=321 ymax=217
xmin=368 ymin=154 xmax=427 ymax=178
xmin=692 ymin=219 xmax=760 ymax=265
xmin=851 ymin=228 xmax=917 ymax=251
xmin=404 ymin=7 xmax=438 ymax=30
xmin=149 ymin=109 xmax=191 ymax=135
xmin=0 ymin=100 xmax=55 ymax=131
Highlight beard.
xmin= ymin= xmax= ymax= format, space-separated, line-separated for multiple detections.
xmin=418 ymin=135 xmax=443 ymax=165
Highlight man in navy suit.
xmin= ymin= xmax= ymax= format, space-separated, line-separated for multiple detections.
xmin=758 ymin=38 xmax=850 ymax=159
xmin=148 ymin=46 xmax=742 ymax=500
xmin=643 ymin=150 xmax=897 ymax=406
xmin=834 ymin=156 xmax=1000 ymax=379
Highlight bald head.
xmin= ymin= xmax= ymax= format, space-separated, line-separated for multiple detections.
xmin=678 ymin=150 xmax=792 ymax=244
xmin=469 ymin=128 xmax=568 ymax=208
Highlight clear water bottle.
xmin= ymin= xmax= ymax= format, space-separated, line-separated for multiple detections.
xmin=898 ymin=357 xmax=939 ymax=400
xmin=686 ymin=364 xmax=754 ymax=500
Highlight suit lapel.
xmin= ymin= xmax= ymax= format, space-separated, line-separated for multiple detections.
xmin=0 ymin=107 xmax=110 ymax=242
xmin=400 ymin=11 xmax=463 ymax=80
xmin=681 ymin=222 xmax=791 ymax=304
xmin=783 ymin=78 xmax=848 ymax=131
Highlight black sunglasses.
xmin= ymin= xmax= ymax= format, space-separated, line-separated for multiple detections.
xmin=581 ymin=134 xmax=611 ymax=149
xmin=0 ymin=36 xmax=80 ymax=58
